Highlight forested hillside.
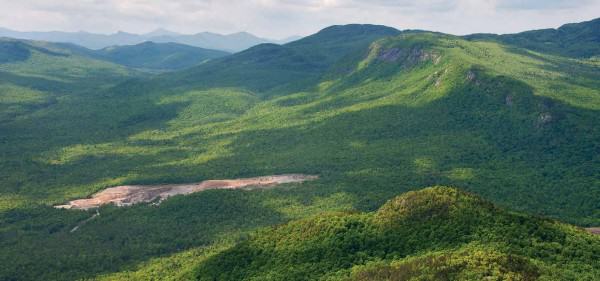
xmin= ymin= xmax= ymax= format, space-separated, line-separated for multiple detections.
xmin=195 ymin=187 xmax=600 ymax=281
xmin=0 ymin=38 xmax=137 ymax=124
xmin=96 ymin=42 xmax=229 ymax=71
xmin=0 ymin=19 xmax=598 ymax=280
xmin=465 ymin=17 xmax=600 ymax=58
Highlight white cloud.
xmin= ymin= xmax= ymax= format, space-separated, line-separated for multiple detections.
xmin=496 ymin=0 xmax=593 ymax=10
xmin=0 ymin=0 xmax=598 ymax=38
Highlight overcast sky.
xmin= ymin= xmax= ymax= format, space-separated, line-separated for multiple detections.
xmin=0 ymin=0 xmax=598 ymax=39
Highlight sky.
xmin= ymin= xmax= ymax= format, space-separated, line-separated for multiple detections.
xmin=0 ymin=0 xmax=598 ymax=39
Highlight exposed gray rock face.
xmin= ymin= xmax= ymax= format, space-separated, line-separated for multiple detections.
xmin=377 ymin=47 xmax=441 ymax=65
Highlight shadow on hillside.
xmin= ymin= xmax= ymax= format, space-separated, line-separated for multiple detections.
xmin=0 ymin=70 xmax=72 ymax=92
xmin=193 ymin=67 xmax=598 ymax=220
xmin=0 ymin=41 xmax=32 ymax=63
xmin=0 ymin=189 xmax=285 ymax=281
xmin=0 ymin=89 xmax=190 ymax=197
xmin=1 ymin=66 xmax=598 ymax=280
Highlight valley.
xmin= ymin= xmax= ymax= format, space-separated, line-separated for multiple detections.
xmin=0 ymin=16 xmax=598 ymax=281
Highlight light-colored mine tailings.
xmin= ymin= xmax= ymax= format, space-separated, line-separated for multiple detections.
xmin=587 ymin=228 xmax=600 ymax=235
xmin=55 ymin=174 xmax=318 ymax=210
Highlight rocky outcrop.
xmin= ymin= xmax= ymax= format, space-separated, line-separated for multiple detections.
xmin=377 ymin=47 xmax=441 ymax=65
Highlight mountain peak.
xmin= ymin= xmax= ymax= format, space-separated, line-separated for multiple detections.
xmin=113 ymin=30 xmax=136 ymax=37
xmin=289 ymin=24 xmax=400 ymax=46
xmin=317 ymin=24 xmax=400 ymax=36
xmin=376 ymin=186 xmax=493 ymax=225
xmin=144 ymin=28 xmax=180 ymax=37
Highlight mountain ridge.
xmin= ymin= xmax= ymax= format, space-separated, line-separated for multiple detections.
xmin=0 ymin=27 xmax=298 ymax=52
xmin=0 ymin=37 xmax=230 ymax=71
xmin=465 ymin=17 xmax=600 ymax=57
xmin=96 ymin=41 xmax=230 ymax=71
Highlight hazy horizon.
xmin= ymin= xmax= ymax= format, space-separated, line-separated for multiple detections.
xmin=0 ymin=0 xmax=598 ymax=39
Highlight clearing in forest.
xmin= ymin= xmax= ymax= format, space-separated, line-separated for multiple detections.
xmin=55 ymin=174 xmax=318 ymax=210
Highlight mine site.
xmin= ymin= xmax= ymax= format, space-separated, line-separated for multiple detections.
xmin=55 ymin=174 xmax=318 ymax=210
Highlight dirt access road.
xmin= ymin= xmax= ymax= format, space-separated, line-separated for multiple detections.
xmin=55 ymin=174 xmax=318 ymax=210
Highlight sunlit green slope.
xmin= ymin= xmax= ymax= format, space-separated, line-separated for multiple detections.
xmin=0 ymin=38 xmax=137 ymax=121
xmin=77 ymin=188 xmax=600 ymax=281
xmin=194 ymin=187 xmax=600 ymax=281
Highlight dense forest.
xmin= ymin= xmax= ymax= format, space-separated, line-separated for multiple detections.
xmin=0 ymin=18 xmax=598 ymax=280
xmin=196 ymin=187 xmax=600 ymax=280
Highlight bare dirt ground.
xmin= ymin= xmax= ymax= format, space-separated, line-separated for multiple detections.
xmin=587 ymin=228 xmax=600 ymax=235
xmin=55 ymin=174 xmax=318 ymax=210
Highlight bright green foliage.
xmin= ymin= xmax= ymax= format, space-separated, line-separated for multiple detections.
xmin=347 ymin=246 xmax=542 ymax=281
xmin=194 ymin=187 xmax=600 ymax=281
xmin=0 ymin=21 xmax=599 ymax=280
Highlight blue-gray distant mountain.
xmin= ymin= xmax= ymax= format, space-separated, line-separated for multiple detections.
xmin=145 ymin=31 xmax=273 ymax=53
xmin=97 ymin=42 xmax=230 ymax=71
xmin=0 ymin=28 xmax=141 ymax=50
xmin=0 ymin=37 xmax=229 ymax=71
xmin=0 ymin=27 xmax=299 ymax=52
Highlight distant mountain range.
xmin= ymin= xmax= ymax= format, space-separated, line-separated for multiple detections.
xmin=0 ymin=27 xmax=301 ymax=52
xmin=95 ymin=41 xmax=230 ymax=71
xmin=0 ymin=38 xmax=230 ymax=71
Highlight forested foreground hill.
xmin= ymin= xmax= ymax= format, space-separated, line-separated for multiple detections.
xmin=86 ymin=188 xmax=600 ymax=281
xmin=0 ymin=19 xmax=599 ymax=280
xmin=192 ymin=187 xmax=600 ymax=281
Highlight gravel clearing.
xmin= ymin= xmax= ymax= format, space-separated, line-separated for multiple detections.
xmin=55 ymin=174 xmax=318 ymax=210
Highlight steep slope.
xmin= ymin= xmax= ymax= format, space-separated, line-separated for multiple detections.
xmin=466 ymin=17 xmax=600 ymax=58
xmin=0 ymin=38 xmax=138 ymax=122
xmin=97 ymin=42 xmax=229 ymax=71
xmin=152 ymin=24 xmax=401 ymax=95
xmin=102 ymin=30 xmax=599 ymax=224
xmin=193 ymin=187 xmax=600 ymax=280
